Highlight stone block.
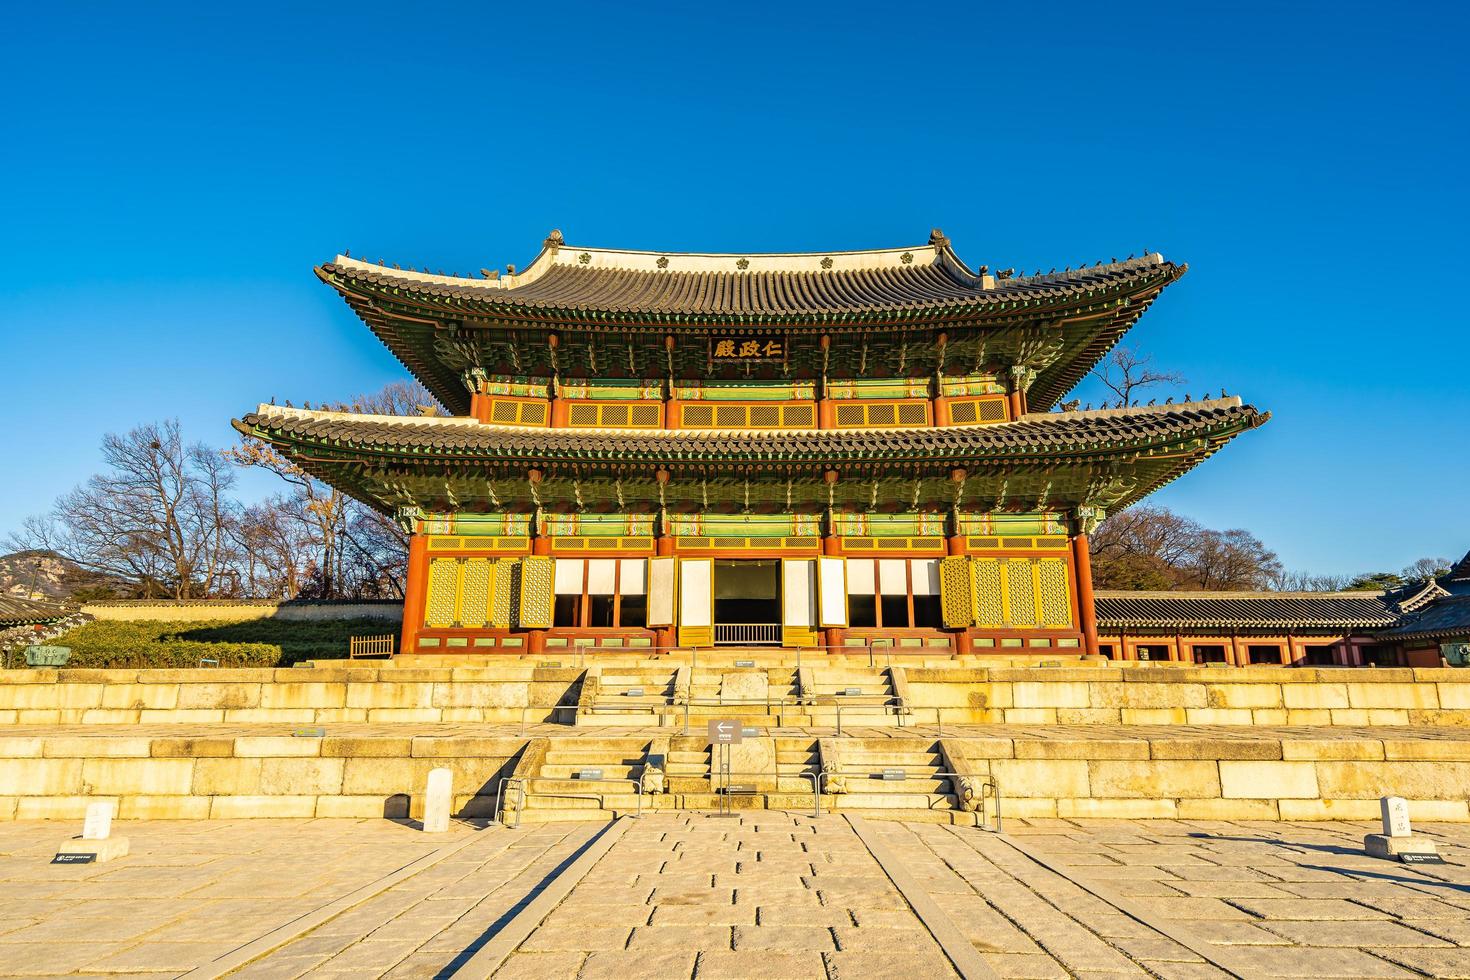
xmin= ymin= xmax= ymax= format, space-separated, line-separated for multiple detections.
xmin=1364 ymin=833 xmax=1439 ymax=861
xmin=1091 ymin=682 xmax=1207 ymax=708
xmin=1316 ymin=761 xmax=1470 ymax=800
xmin=313 ymin=795 xmax=397 ymax=818
xmin=140 ymin=709 xmax=225 ymax=723
xmin=1346 ymin=683 xmax=1438 ymax=710
xmin=1218 ymin=761 xmax=1320 ymax=799
xmin=1251 ymin=709 xmax=1289 ymax=725
xmin=1279 ymin=798 xmax=1380 ymax=820
xmin=1177 ymin=798 xmax=1281 ymax=820
xmin=1014 ymin=739 xmax=1147 ymax=760
xmin=82 ymin=758 xmax=195 ymax=796
xmin=118 ymin=795 xmax=211 ymax=820
xmin=151 ymin=737 xmax=236 ymax=758
xmin=410 ymin=736 xmax=522 ymax=758
xmin=42 ymin=737 xmax=153 ymax=759
xmin=433 ymin=682 xmax=528 ymax=709
xmin=16 ymin=710 xmax=61 ymax=724
xmin=192 ymin=758 xmax=262 ymax=795
xmin=1149 ymin=738 xmax=1281 ymax=760
xmin=1182 ymin=708 xmax=1256 ymax=725
xmin=1435 ymin=684 xmax=1470 ymax=709
xmin=0 ymin=758 xmax=83 ymax=795
xmin=1381 ymin=739 xmax=1470 ymax=761
xmin=15 ymin=795 xmax=93 ymax=819
xmin=1327 ymin=709 xmax=1371 ymax=726
xmin=1280 ymin=738 xmax=1383 ymax=761
xmin=1055 ymin=708 xmax=1122 ymax=724
xmin=1364 ymin=710 xmax=1410 ymax=725
xmin=366 ymin=708 xmax=445 ymax=723
xmin=1120 ymin=708 xmax=1188 ymax=725
xmin=345 ymin=683 xmax=436 ymax=710
xmin=321 ymin=736 xmax=414 ymax=758
xmin=0 ymin=736 xmax=44 ymax=757
xmin=79 ymin=709 xmax=142 ymax=724
xmin=1057 ymin=798 xmax=1178 ymax=819
xmin=1206 ymin=684 xmax=1284 ymax=709
xmin=232 ymin=736 xmax=323 ymax=758
xmin=258 ymin=682 xmax=347 ymax=710
xmin=101 ymin=684 xmax=178 ymax=710
xmin=1088 ymin=760 xmax=1221 ymax=799
xmin=176 ymin=682 xmax=261 ymax=710
xmin=988 ymin=759 xmax=1089 ymax=797
xmin=223 ymin=709 xmax=317 ymax=724
xmin=1010 ymin=681 xmax=1090 ymax=708
xmin=259 ymin=758 xmax=345 ymax=796
xmin=1001 ymin=708 xmax=1057 ymax=724
xmin=994 ymin=796 xmax=1057 ymax=818
xmin=341 ymin=757 xmax=434 ymax=795
xmin=208 ymin=795 xmax=318 ymax=818
xmin=1281 ymin=684 xmax=1349 ymax=709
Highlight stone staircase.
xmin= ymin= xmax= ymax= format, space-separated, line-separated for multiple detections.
xmin=821 ymin=737 xmax=961 ymax=819
xmin=805 ymin=665 xmax=906 ymax=728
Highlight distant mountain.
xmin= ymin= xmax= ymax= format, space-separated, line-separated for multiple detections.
xmin=0 ymin=551 xmax=127 ymax=601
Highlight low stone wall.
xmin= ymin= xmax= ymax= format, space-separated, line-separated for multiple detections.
xmin=0 ymin=732 xmax=522 ymax=821
xmin=79 ymin=600 xmax=403 ymax=623
xmin=0 ymin=667 xmax=581 ymax=726
xmin=943 ymin=732 xmax=1470 ymax=821
xmin=900 ymin=666 xmax=1470 ymax=726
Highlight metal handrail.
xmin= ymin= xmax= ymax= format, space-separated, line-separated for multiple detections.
xmin=817 ymin=769 xmax=1000 ymax=830
xmin=494 ymin=774 xmax=643 ymax=829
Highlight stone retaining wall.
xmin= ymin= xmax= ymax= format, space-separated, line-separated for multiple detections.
xmin=0 ymin=667 xmax=582 ymax=725
xmin=0 ymin=732 xmax=521 ymax=821
xmin=901 ymin=666 xmax=1470 ymax=726
xmin=79 ymin=600 xmax=403 ymax=623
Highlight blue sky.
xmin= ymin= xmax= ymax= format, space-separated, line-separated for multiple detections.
xmin=1 ymin=1 xmax=1465 ymax=577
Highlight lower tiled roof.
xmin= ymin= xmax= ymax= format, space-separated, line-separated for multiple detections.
xmin=1095 ymin=591 xmax=1399 ymax=631
xmin=0 ymin=595 xmax=73 ymax=627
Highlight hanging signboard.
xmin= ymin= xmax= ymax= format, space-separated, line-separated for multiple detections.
xmin=710 ymin=335 xmax=786 ymax=361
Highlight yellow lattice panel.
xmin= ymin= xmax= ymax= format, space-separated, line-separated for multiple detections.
xmin=551 ymin=536 xmax=655 ymax=552
xmin=486 ymin=397 xmax=549 ymax=426
xmin=946 ymin=396 xmax=1009 ymax=426
xmin=518 ymin=556 xmax=555 ymax=628
xmin=832 ymin=399 xmax=931 ymax=429
xmin=458 ymin=559 xmax=493 ymax=628
xmin=782 ymin=626 xmax=818 ymax=648
xmin=972 ymin=558 xmax=1005 ymax=627
xmin=565 ymin=401 xmax=662 ymax=429
xmin=1005 ymin=559 xmax=1037 ymax=627
xmin=939 ymin=556 xmax=975 ymax=628
xmin=424 ymin=559 xmax=461 ymax=628
xmin=679 ymin=626 xmax=714 ymax=647
xmin=491 ymin=560 xmax=516 ymax=627
xmin=680 ymin=403 xmax=815 ymax=429
xmin=1037 ymin=557 xmax=1073 ymax=628
xmin=427 ymin=535 xmax=529 ymax=554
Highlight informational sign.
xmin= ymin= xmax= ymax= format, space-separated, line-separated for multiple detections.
xmin=708 ymin=719 xmax=744 ymax=744
xmin=1400 ymin=852 xmax=1447 ymax=864
xmin=710 ymin=335 xmax=786 ymax=361
xmin=734 ymin=660 xmax=756 ymax=668
xmin=575 ymin=769 xmax=604 ymax=780
xmin=51 ymin=853 xmax=96 ymax=864
xmin=292 ymin=727 xmax=326 ymax=738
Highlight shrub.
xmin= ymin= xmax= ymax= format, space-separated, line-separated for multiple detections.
xmin=45 ymin=618 xmax=396 ymax=669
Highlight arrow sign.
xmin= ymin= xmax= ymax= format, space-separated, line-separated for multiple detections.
xmin=708 ymin=719 xmax=744 ymax=744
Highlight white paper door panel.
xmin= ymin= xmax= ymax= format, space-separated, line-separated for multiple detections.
xmin=782 ymin=559 xmax=816 ymax=627
xmin=618 ymin=558 xmax=647 ymax=595
xmin=846 ymin=558 xmax=875 ymax=595
xmin=553 ymin=559 xmax=584 ymax=595
xmin=878 ymin=559 xmax=908 ymax=595
xmin=647 ymin=557 xmax=677 ymax=626
xmin=586 ymin=559 xmax=617 ymax=595
xmin=817 ymin=556 xmax=848 ymax=627
xmin=912 ymin=559 xmax=941 ymax=595
xmin=679 ymin=558 xmax=713 ymax=627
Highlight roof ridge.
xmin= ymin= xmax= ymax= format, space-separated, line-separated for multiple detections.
xmin=1025 ymin=396 xmax=1245 ymax=420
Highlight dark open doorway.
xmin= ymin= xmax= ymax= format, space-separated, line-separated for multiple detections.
xmin=714 ymin=559 xmax=780 ymax=624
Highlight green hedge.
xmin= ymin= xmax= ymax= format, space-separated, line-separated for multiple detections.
xmin=43 ymin=618 xmax=396 ymax=669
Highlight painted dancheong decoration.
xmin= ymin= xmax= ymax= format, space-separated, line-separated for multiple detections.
xmin=232 ymin=230 xmax=1267 ymax=657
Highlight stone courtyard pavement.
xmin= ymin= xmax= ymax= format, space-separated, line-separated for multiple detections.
xmin=1 ymin=816 xmax=1469 ymax=979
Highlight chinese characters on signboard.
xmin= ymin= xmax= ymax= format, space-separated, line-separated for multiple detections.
xmin=710 ymin=335 xmax=786 ymax=361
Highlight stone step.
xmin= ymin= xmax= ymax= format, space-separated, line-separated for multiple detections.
xmin=538 ymin=765 xmax=642 ymax=780
xmin=834 ymin=792 xmax=957 ymax=810
xmin=835 ymin=777 xmax=952 ymax=794
xmin=527 ymin=778 xmax=643 ymax=795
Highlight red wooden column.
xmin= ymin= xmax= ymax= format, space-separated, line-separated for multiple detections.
xmin=1071 ymin=522 xmax=1101 ymax=658
xmin=400 ymin=531 xmax=429 ymax=656
xmin=663 ymin=335 xmax=680 ymax=429
xmin=946 ymin=524 xmax=974 ymax=655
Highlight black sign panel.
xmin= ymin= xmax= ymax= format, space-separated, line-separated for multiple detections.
xmin=52 ymin=853 xmax=96 ymax=864
xmin=1400 ymin=852 xmax=1447 ymax=864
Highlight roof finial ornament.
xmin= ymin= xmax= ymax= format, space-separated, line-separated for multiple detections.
xmin=928 ymin=228 xmax=949 ymax=247
xmin=506 ymin=264 xmax=516 ymax=275
xmin=343 ymin=249 xmax=350 ymax=257
xmin=544 ymin=229 xmax=564 ymax=248
xmin=481 ymin=268 xmax=498 ymax=279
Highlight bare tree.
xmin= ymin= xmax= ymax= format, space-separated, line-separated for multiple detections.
xmin=1090 ymin=505 xmax=1282 ymax=591
xmin=9 ymin=420 xmax=239 ymax=599
xmin=1401 ymin=557 xmax=1452 ymax=583
xmin=1268 ymin=569 xmax=1354 ymax=592
xmin=1090 ymin=345 xmax=1186 ymax=408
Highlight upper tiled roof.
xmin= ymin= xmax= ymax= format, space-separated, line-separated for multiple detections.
xmin=0 ymin=595 xmax=73 ymax=627
xmin=1374 ymin=596 xmax=1470 ymax=641
xmin=319 ymin=232 xmax=1181 ymax=322
xmin=235 ymin=398 xmax=1263 ymax=467
xmin=1095 ymin=590 xmax=1399 ymax=630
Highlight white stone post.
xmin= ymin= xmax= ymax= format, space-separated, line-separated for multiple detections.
xmin=1381 ymin=796 xmax=1411 ymax=838
xmin=82 ymin=800 xmax=114 ymax=840
xmin=423 ymin=767 xmax=453 ymax=833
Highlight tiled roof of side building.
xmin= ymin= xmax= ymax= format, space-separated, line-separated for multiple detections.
xmin=1375 ymin=596 xmax=1470 ymax=641
xmin=319 ymin=232 xmax=1182 ymax=321
xmin=1094 ymin=590 xmax=1400 ymax=630
xmin=234 ymin=398 xmax=1265 ymax=465
xmin=0 ymin=595 xmax=74 ymax=627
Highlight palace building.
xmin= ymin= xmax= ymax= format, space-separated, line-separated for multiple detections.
xmin=235 ymin=230 xmax=1267 ymax=658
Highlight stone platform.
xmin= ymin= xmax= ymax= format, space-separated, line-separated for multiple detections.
xmin=4 ymin=723 xmax=1470 ymax=823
